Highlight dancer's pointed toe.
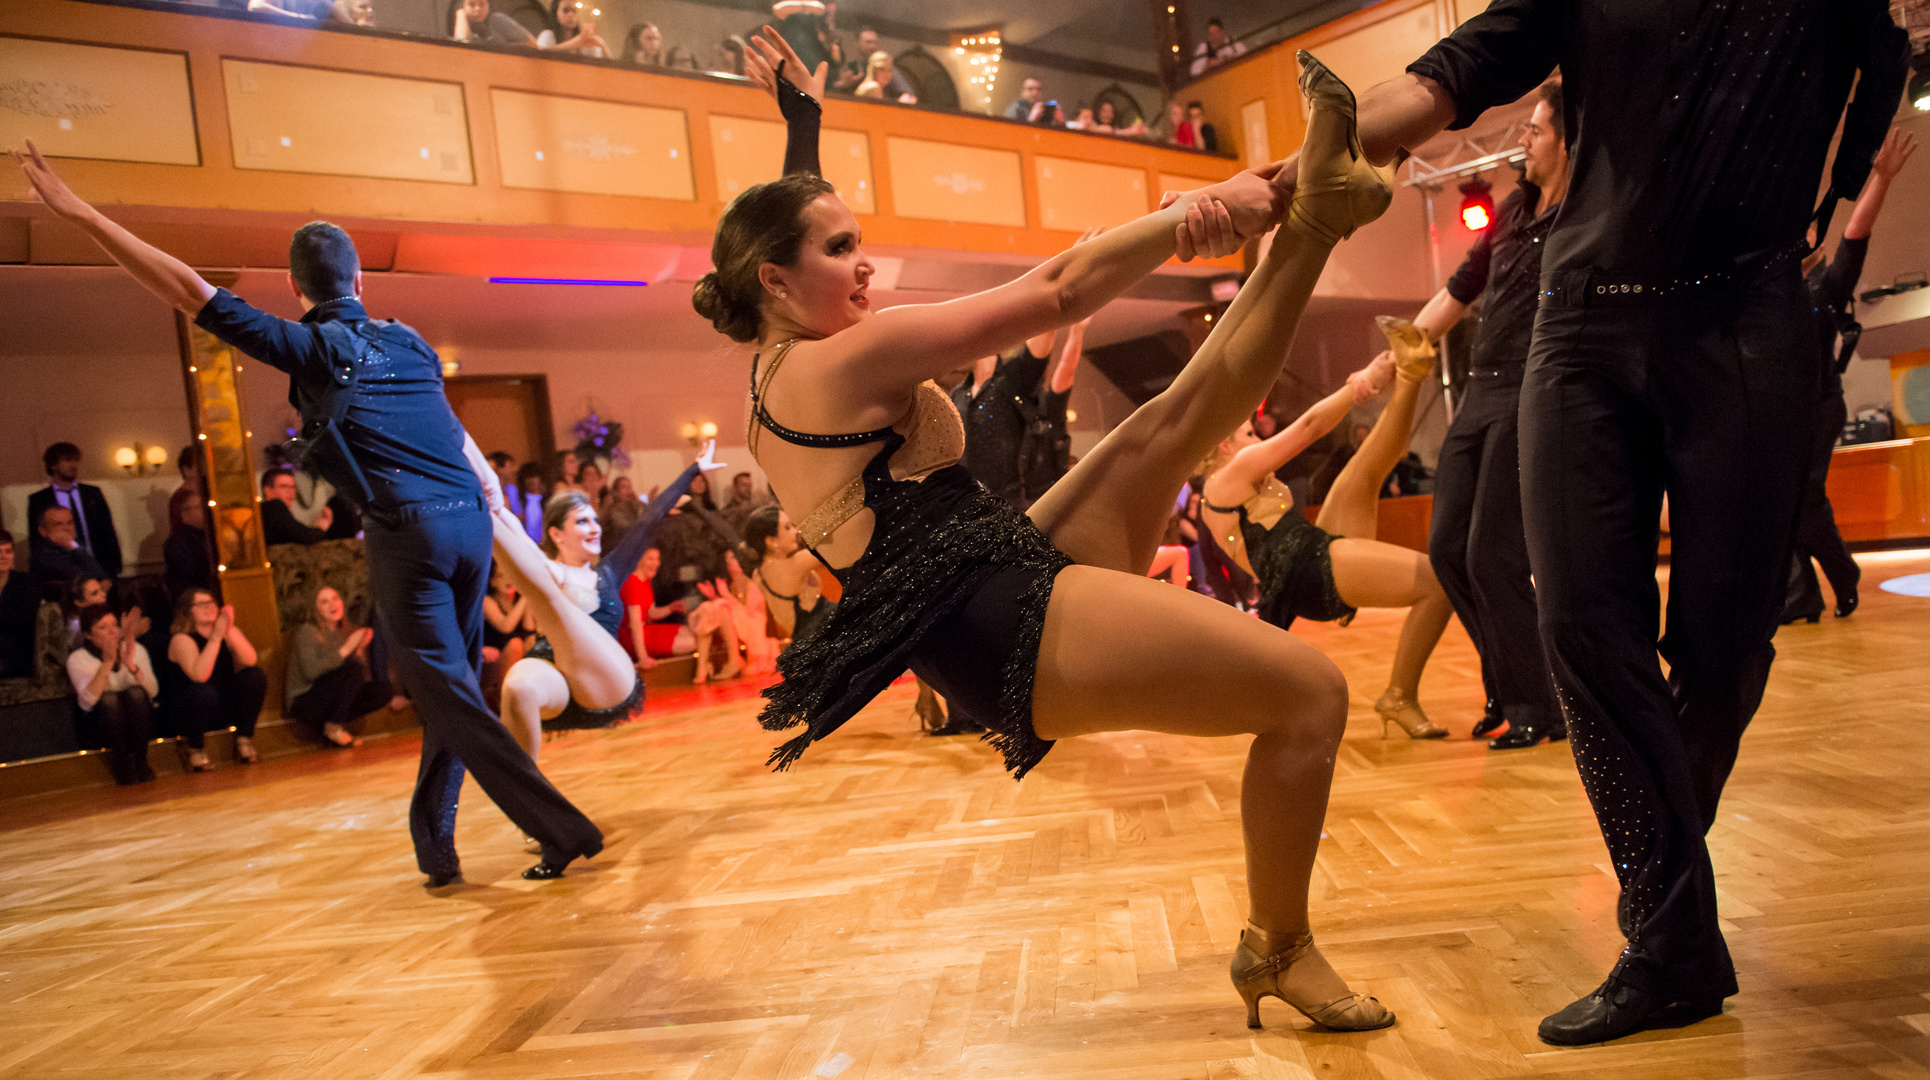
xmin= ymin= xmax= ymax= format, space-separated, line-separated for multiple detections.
xmin=1376 ymin=316 xmax=1437 ymax=382
xmin=1287 ymin=52 xmax=1396 ymax=246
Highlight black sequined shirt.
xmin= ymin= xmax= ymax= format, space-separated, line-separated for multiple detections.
xmin=1445 ymin=182 xmax=1556 ymax=373
xmin=1408 ymin=0 xmax=1892 ymax=274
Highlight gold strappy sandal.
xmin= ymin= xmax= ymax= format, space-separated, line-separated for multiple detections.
xmin=1231 ymin=922 xmax=1396 ymax=1031
xmin=1287 ymin=52 xmax=1398 ymax=246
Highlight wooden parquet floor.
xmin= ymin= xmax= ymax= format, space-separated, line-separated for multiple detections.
xmin=5 ymin=552 xmax=1930 ymax=1080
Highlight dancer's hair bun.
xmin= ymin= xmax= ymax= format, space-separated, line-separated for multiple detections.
xmin=691 ymin=270 xmax=757 ymax=342
xmin=696 ymin=173 xmax=837 ymax=344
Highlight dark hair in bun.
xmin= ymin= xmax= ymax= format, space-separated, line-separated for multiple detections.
xmin=693 ymin=173 xmax=836 ymax=343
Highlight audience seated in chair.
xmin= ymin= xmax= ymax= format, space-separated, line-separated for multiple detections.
xmin=67 ymin=604 xmax=156 ymax=785
xmin=285 ymin=586 xmax=388 ymax=748
xmin=163 ymin=588 xmax=267 ymax=771
xmin=30 ymin=507 xmax=109 ymax=605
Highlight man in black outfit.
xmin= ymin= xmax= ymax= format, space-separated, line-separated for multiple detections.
xmin=1294 ymin=0 xmax=1908 ymax=1045
xmin=15 ymin=143 xmax=603 ymax=888
xmin=1416 ymin=80 xmax=1567 ymax=750
xmin=1783 ymin=128 xmax=1916 ymax=624
xmin=260 ymin=468 xmax=332 ymax=546
xmin=30 ymin=505 xmax=108 ymax=601
xmin=28 ymin=443 xmax=122 ymax=579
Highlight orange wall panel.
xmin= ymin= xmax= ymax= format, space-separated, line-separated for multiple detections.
xmin=222 ymin=60 xmax=473 ymax=184
xmin=491 ymin=88 xmax=694 ymax=201
xmin=0 ymin=37 xmax=199 ymax=167
xmin=708 ymin=114 xmax=876 ymax=214
xmin=1034 ymin=156 xmax=1149 ymax=232
xmin=886 ymin=137 xmax=1026 ymax=228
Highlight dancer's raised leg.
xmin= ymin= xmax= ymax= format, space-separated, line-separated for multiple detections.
xmin=487 ymin=509 xmax=635 ymax=710
xmin=500 ymin=657 xmax=568 ymax=760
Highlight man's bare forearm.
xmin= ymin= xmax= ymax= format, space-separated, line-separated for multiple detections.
xmin=1355 ymin=72 xmax=1459 ymax=166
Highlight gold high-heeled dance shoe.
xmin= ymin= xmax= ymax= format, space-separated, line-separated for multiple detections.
xmin=1376 ymin=687 xmax=1448 ymax=739
xmin=1287 ymin=51 xmax=1398 ymax=246
xmin=1376 ymin=315 xmax=1437 ymax=383
xmin=1231 ymin=923 xmax=1396 ymax=1031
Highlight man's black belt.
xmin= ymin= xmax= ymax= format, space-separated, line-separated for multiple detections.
xmin=1539 ymin=243 xmax=1805 ymax=308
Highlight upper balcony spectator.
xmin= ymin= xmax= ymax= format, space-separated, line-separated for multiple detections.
xmin=261 ymin=468 xmax=332 ymax=546
xmin=1186 ymin=101 xmax=1219 ymax=153
xmin=453 ymin=0 xmax=539 ymax=46
xmin=329 ymin=0 xmax=373 ymax=24
xmin=716 ymin=34 xmax=750 ymax=77
xmin=623 ymin=22 xmax=664 ymax=66
xmin=0 ymin=530 xmax=36 ymax=679
xmin=29 ymin=442 xmax=121 ymax=581
xmin=834 ymin=28 xmax=913 ymax=100
xmin=854 ymin=52 xmax=916 ymax=105
xmin=1004 ymin=77 xmax=1046 ymax=122
xmin=1189 ymin=17 xmax=1247 ymax=78
xmin=536 ymin=0 xmax=606 ymax=56
xmin=246 ymin=0 xmax=338 ymax=20
xmin=665 ymin=44 xmax=703 ymax=71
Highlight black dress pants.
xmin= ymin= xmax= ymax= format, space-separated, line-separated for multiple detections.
xmin=287 ymin=656 xmax=390 ymax=732
xmin=174 ymin=666 xmax=268 ymax=749
xmin=363 ymin=506 xmax=603 ymax=877
xmin=1786 ymin=389 xmax=1860 ymax=612
xmin=1428 ymin=369 xmax=1556 ymax=727
xmin=1520 ymin=263 xmax=1816 ymax=998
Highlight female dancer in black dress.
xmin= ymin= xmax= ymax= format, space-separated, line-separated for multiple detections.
xmin=708 ymin=31 xmax=1399 ymax=1030
xmin=1200 ymin=320 xmax=1455 ymax=738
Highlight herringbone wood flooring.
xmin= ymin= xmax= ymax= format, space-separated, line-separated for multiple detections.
xmin=4 ymin=552 xmax=1930 ymax=1079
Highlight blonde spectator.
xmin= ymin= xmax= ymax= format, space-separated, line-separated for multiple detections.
xmin=855 ymin=51 xmax=914 ymax=104
xmin=329 ymin=0 xmax=374 ymax=24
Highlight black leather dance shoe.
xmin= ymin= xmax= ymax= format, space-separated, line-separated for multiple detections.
xmin=1488 ymin=717 xmax=1567 ymax=750
xmin=522 ymin=861 xmax=567 ymax=880
xmin=1834 ymin=587 xmax=1859 ymax=619
xmin=1471 ymin=699 xmax=1505 ymax=739
xmin=424 ymin=870 xmax=463 ymax=888
xmin=1538 ymin=975 xmax=1725 ymax=1045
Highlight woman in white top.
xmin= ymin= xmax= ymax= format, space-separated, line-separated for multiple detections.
xmin=67 ymin=604 xmax=159 ymax=785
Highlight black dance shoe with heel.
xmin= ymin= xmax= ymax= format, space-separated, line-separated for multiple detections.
xmin=1231 ymin=923 xmax=1395 ymax=1031
xmin=1286 ymin=52 xmax=1398 ymax=247
xmin=1489 ymin=715 xmax=1567 ymax=750
xmin=1834 ymin=586 xmax=1859 ymax=619
xmin=1472 ymin=698 xmax=1505 ymax=739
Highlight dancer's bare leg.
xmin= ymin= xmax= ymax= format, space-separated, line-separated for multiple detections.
xmin=500 ymin=657 xmax=568 ymax=762
xmin=1033 ymin=567 xmax=1354 ymax=1001
xmin=1313 ymin=372 xmax=1422 ymax=540
xmin=1149 ymin=545 xmax=1192 ymax=589
xmin=488 ymin=511 xmax=635 ymax=709
xmin=1329 ymin=540 xmax=1453 ymax=699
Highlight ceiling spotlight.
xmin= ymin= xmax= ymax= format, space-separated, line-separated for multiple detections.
xmin=1458 ymin=177 xmax=1494 ymax=232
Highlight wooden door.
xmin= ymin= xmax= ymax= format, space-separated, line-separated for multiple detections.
xmin=444 ymin=374 xmax=555 ymax=468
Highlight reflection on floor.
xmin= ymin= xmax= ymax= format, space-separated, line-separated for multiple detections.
xmin=3 ymin=552 xmax=1928 ymax=1079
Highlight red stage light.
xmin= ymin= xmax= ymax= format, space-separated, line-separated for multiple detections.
xmin=1458 ymin=177 xmax=1494 ymax=233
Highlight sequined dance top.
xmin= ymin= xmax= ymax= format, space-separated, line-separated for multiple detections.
xmin=1203 ymin=475 xmax=1354 ymax=631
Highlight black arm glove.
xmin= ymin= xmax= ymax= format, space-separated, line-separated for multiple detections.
xmin=777 ymin=73 xmax=823 ymax=177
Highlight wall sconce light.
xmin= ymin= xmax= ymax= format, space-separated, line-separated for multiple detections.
xmin=681 ymin=421 xmax=719 ymax=446
xmin=1065 ymin=408 xmax=1079 ymax=424
xmin=115 ymin=442 xmax=171 ymax=477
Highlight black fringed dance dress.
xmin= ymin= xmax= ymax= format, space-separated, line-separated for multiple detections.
xmin=1203 ymin=476 xmax=1355 ymax=631
xmin=748 ymin=340 xmax=1072 ymax=778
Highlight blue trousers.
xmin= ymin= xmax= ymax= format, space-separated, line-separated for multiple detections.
xmin=364 ymin=505 xmax=602 ymax=876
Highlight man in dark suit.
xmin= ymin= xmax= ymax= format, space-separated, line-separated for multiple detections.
xmin=260 ymin=468 xmax=332 ymax=546
xmin=29 ymin=505 xmax=107 ymax=600
xmin=27 ymin=442 xmax=122 ymax=579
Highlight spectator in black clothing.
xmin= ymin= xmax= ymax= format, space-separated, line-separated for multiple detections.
xmin=286 ymin=586 xmax=389 ymax=747
xmin=1004 ymin=78 xmax=1046 ymax=122
xmin=1189 ymin=18 xmax=1247 ymax=78
xmin=1783 ymin=127 xmax=1915 ymax=624
xmin=453 ymin=0 xmax=536 ymax=45
xmin=164 ymin=487 xmax=216 ymax=601
xmin=1354 ymin=0 xmax=1910 ymax=1044
xmin=174 ymin=444 xmax=202 ymax=507
xmin=771 ymin=0 xmax=832 ymax=75
xmin=0 ymin=530 xmax=38 ymax=679
xmin=164 ymin=588 xmax=267 ymax=770
xmin=261 ymin=468 xmax=332 ymax=546
xmin=30 ymin=505 xmax=107 ymax=601
xmin=29 ymin=442 xmax=122 ymax=579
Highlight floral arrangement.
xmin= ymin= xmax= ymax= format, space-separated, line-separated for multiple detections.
xmin=570 ymin=411 xmax=629 ymax=469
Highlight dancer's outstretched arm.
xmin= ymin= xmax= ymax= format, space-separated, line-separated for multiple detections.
xmin=14 ymin=142 xmax=215 ymax=314
xmin=744 ymin=27 xmax=825 ymax=179
xmin=1210 ymin=359 xmax=1387 ymax=496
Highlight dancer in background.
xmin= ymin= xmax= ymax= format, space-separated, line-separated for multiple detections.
xmin=742 ymin=506 xmax=833 ymax=648
xmin=1200 ymin=331 xmax=1454 ymax=739
xmin=1412 ymin=79 xmax=1567 ymax=749
xmin=1784 ymin=127 xmax=1915 ymax=624
xmin=15 ymin=143 xmax=604 ymax=888
xmin=720 ymin=32 xmax=1397 ymax=1031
